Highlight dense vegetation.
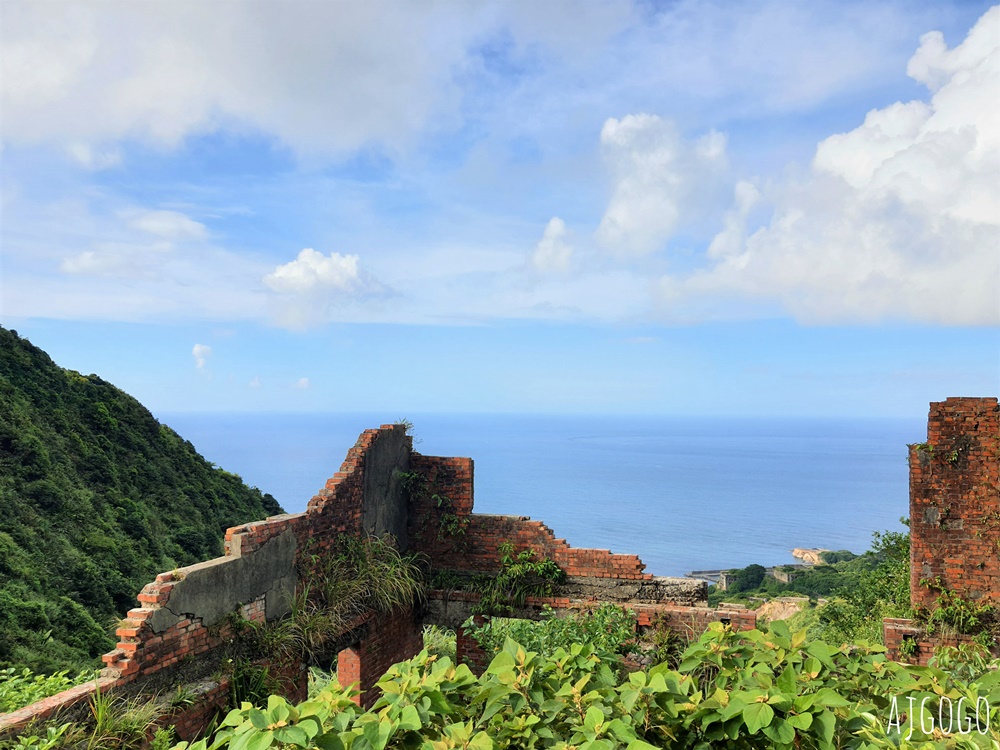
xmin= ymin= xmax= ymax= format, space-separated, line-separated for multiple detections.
xmin=157 ymin=623 xmax=1000 ymax=750
xmin=711 ymin=527 xmax=912 ymax=646
xmin=0 ymin=327 xmax=283 ymax=673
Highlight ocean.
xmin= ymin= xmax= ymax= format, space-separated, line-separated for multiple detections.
xmin=160 ymin=413 xmax=923 ymax=578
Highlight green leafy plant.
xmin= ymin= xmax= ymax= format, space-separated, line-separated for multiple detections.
xmin=246 ymin=534 xmax=426 ymax=666
xmin=168 ymin=621 xmax=1000 ymax=750
xmin=470 ymin=543 xmax=565 ymax=615
xmin=0 ymin=667 xmax=96 ymax=713
xmin=466 ymin=604 xmax=636 ymax=662
xmin=422 ymin=625 xmax=457 ymax=661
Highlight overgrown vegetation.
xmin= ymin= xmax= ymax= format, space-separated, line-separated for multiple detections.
xmin=710 ymin=524 xmax=913 ymax=647
xmin=150 ymin=620 xmax=1000 ymax=750
xmin=470 ymin=542 xmax=566 ymax=615
xmin=0 ymin=682 xmax=167 ymax=750
xmin=466 ymin=604 xmax=637 ymax=663
xmin=421 ymin=625 xmax=456 ymax=662
xmin=0 ymin=667 xmax=97 ymax=713
xmin=917 ymin=578 xmax=1000 ymax=650
xmin=0 ymin=327 xmax=283 ymax=673
xmin=229 ymin=534 xmax=427 ymax=668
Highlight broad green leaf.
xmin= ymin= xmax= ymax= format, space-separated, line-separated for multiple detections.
xmin=813 ymin=688 xmax=851 ymax=708
xmin=787 ymin=712 xmax=812 ymax=731
xmin=362 ymin=719 xmax=393 ymax=750
xmin=467 ymin=732 xmax=494 ymax=750
xmin=815 ymin=709 xmax=836 ymax=744
xmin=584 ymin=706 xmax=605 ymax=731
xmin=626 ymin=741 xmax=661 ymax=750
xmin=398 ymin=704 xmax=422 ymax=732
xmin=761 ymin=717 xmax=795 ymax=744
xmin=249 ymin=708 xmax=269 ymax=731
xmin=273 ymin=725 xmax=309 ymax=747
xmin=231 ymin=729 xmax=274 ymax=750
xmin=486 ymin=651 xmax=514 ymax=674
xmin=742 ymin=702 xmax=775 ymax=734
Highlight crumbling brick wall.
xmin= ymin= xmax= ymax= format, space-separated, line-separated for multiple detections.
xmin=408 ymin=455 xmax=648 ymax=579
xmin=909 ymin=397 xmax=1000 ymax=608
xmin=883 ymin=397 xmax=1000 ymax=662
xmin=2 ymin=420 xmax=743 ymax=740
xmin=337 ymin=607 xmax=424 ymax=709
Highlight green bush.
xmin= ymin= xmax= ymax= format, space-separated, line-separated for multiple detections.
xmin=466 ymin=603 xmax=636 ymax=661
xmin=0 ymin=666 xmax=96 ymax=713
xmin=165 ymin=621 xmax=1000 ymax=750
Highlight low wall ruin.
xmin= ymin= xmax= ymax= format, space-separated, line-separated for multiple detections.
xmin=1 ymin=422 xmax=723 ymax=739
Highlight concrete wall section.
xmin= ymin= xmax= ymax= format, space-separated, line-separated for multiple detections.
xmin=361 ymin=427 xmax=411 ymax=549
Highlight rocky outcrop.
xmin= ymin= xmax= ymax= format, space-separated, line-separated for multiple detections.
xmin=791 ymin=548 xmax=827 ymax=565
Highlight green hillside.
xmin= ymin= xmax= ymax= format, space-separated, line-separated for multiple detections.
xmin=0 ymin=327 xmax=283 ymax=673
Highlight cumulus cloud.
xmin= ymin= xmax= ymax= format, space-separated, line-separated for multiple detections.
xmin=192 ymin=343 xmax=211 ymax=369
xmin=596 ymin=115 xmax=728 ymax=256
xmin=531 ymin=217 xmax=573 ymax=272
xmin=293 ymin=377 xmax=310 ymax=390
xmin=248 ymin=376 xmax=261 ymax=389
xmin=264 ymin=249 xmax=366 ymax=294
xmin=660 ymin=6 xmax=1000 ymax=325
xmin=263 ymin=248 xmax=390 ymax=328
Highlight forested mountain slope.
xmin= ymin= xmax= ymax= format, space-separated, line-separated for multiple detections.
xmin=0 ymin=327 xmax=283 ymax=673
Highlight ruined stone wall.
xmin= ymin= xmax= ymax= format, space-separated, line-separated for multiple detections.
xmin=909 ymin=397 xmax=1000 ymax=608
xmin=1 ymin=424 xmax=415 ymax=738
xmin=883 ymin=397 xmax=1000 ymax=662
xmin=3 ymin=421 xmax=735 ymax=739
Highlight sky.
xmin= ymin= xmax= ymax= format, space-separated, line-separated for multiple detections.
xmin=1 ymin=0 xmax=998 ymax=418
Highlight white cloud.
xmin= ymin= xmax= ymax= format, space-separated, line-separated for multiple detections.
xmin=596 ymin=115 xmax=728 ymax=256
xmin=0 ymin=1 xmax=491 ymax=157
xmin=531 ymin=218 xmax=573 ymax=272
xmin=262 ymin=248 xmax=392 ymax=328
xmin=293 ymin=377 xmax=310 ymax=390
xmin=248 ymin=376 xmax=261 ymax=389
xmin=659 ymin=6 xmax=1000 ymax=325
xmin=192 ymin=343 xmax=211 ymax=369
xmin=264 ymin=249 xmax=364 ymax=294
xmin=129 ymin=209 xmax=207 ymax=240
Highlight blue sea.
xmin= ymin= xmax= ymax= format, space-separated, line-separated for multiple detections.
xmin=160 ymin=413 xmax=923 ymax=577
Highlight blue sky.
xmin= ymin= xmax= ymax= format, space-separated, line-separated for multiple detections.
xmin=1 ymin=0 xmax=997 ymax=418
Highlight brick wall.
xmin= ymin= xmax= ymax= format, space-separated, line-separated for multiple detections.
xmin=1 ymin=425 xmax=410 ymax=739
xmin=455 ymin=617 xmax=492 ymax=674
xmin=3 ymin=418 xmax=760 ymax=740
xmin=909 ymin=398 xmax=1000 ymax=609
xmin=408 ymin=455 xmax=649 ymax=579
xmin=883 ymin=618 xmax=985 ymax=666
xmin=883 ymin=397 xmax=1000 ymax=662
xmin=337 ymin=607 xmax=424 ymax=708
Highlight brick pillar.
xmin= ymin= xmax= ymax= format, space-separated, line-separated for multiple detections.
xmin=337 ymin=646 xmax=363 ymax=706
xmin=909 ymin=398 xmax=1000 ymax=609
